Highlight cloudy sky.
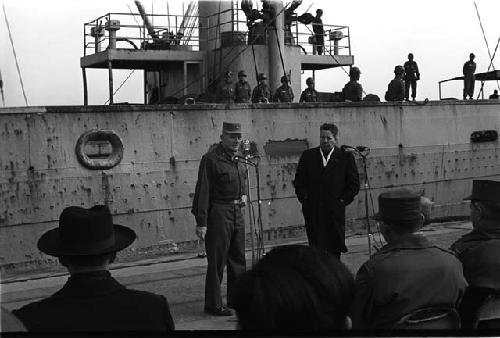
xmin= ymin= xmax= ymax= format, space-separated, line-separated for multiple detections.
xmin=1 ymin=0 xmax=499 ymax=107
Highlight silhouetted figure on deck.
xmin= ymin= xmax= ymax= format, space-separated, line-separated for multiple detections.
xmin=463 ymin=53 xmax=476 ymax=100
xmin=385 ymin=65 xmax=405 ymax=102
xmin=300 ymin=77 xmax=319 ymax=102
xmin=252 ymin=73 xmax=271 ymax=103
xmin=273 ymin=75 xmax=294 ymax=102
xmin=312 ymin=9 xmax=324 ymax=55
xmin=404 ymin=53 xmax=420 ymax=101
xmin=342 ymin=67 xmax=363 ymax=102
xmin=216 ymin=71 xmax=235 ymax=104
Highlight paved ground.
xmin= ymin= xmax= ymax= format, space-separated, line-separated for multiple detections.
xmin=0 ymin=220 xmax=472 ymax=330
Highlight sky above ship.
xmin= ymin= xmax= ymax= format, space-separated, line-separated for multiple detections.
xmin=1 ymin=0 xmax=499 ymax=107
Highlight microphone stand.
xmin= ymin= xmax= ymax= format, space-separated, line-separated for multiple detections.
xmin=235 ymin=156 xmax=263 ymax=266
xmin=357 ymin=148 xmax=373 ymax=257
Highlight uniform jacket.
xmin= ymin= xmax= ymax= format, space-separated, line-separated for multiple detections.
xmin=300 ymin=88 xmax=319 ymax=102
xmin=234 ymin=80 xmax=252 ymax=103
xmin=191 ymin=143 xmax=247 ymax=228
xmin=403 ymin=60 xmax=420 ymax=81
xmin=252 ymin=83 xmax=271 ymax=103
xmin=294 ymin=146 xmax=359 ymax=253
xmin=463 ymin=60 xmax=477 ymax=79
xmin=13 ymin=270 xmax=174 ymax=332
xmin=273 ymin=85 xmax=294 ymax=102
xmin=350 ymin=234 xmax=467 ymax=330
xmin=450 ymin=229 xmax=500 ymax=289
xmin=216 ymin=81 xmax=235 ymax=103
xmin=385 ymin=78 xmax=405 ymax=101
xmin=342 ymin=81 xmax=363 ymax=102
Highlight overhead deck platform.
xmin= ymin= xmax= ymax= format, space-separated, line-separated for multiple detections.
xmin=300 ymin=54 xmax=354 ymax=71
xmin=80 ymin=48 xmax=206 ymax=70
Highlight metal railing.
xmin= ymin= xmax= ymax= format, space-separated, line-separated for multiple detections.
xmin=82 ymin=9 xmax=351 ymax=57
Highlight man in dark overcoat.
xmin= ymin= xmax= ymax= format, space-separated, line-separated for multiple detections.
xmin=450 ymin=180 xmax=500 ymax=328
xmin=192 ymin=122 xmax=247 ymax=316
xmin=13 ymin=205 xmax=175 ymax=332
xmin=350 ymin=189 xmax=467 ymax=329
xmin=294 ymin=123 xmax=360 ymax=257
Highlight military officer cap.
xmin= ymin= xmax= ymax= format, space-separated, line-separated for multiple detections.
xmin=238 ymin=70 xmax=247 ymax=77
xmin=464 ymin=180 xmax=500 ymax=208
xmin=222 ymin=122 xmax=242 ymax=134
xmin=375 ymin=189 xmax=422 ymax=225
xmin=258 ymin=73 xmax=267 ymax=81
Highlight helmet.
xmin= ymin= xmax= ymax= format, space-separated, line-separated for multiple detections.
xmin=281 ymin=75 xmax=289 ymax=83
xmin=349 ymin=67 xmax=361 ymax=77
xmin=238 ymin=70 xmax=247 ymax=77
xmin=257 ymin=73 xmax=267 ymax=81
xmin=306 ymin=77 xmax=314 ymax=85
xmin=394 ymin=65 xmax=404 ymax=75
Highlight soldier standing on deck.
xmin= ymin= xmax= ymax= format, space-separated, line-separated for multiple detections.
xmin=234 ymin=71 xmax=252 ymax=103
xmin=403 ymin=53 xmax=420 ymax=101
xmin=252 ymin=73 xmax=271 ymax=103
xmin=191 ymin=122 xmax=247 ymax=317
xmin=342 ymin=67 xmax=363 ymax=102
xmin=463 ymin=53 xmax=476 ymax=100
xmin=216 ymin=71 xmax=235 ymax=103
xmin=300 ymin=77 xmax=319 ymax=102
xmin=273 ymin=75 xmax=294 ymax=102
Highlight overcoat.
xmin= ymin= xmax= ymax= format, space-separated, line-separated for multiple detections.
xmin=294 ymin=146 xmax=359 ymax=254
xmin=13 ymin=271 xmax=175 ymax=332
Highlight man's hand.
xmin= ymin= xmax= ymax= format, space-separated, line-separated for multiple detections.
xmin=196 ymin=226 xmax=207 ymax=240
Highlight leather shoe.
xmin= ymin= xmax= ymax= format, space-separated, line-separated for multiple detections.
xmin=204 ymin=306 xmax=233 ymax=316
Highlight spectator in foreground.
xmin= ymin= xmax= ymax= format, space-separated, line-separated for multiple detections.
xmin=233 ymin=244 xmax=354 ymax=331
xmin=350 ymin=189 xmax=467 ymax=329
xmin=451 ymin=180 xmax=500 ymax=328
xmin=13 ymin=205 xmax=175 ymax=332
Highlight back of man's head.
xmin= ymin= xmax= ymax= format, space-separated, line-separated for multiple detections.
xmin=233 ymin=245 xmax=354 ymax=331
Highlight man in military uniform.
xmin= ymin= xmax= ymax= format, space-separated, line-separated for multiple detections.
xmin=342 ymin=67 xmax=363 ymax=102
xmin=385 ymin=65 xmax=405 ymax=102
xmin=312 ymin=9 xmax=324 ymax=55
xmin=403 ymin=53 xmax=420 ymax=101
xmin=450 ymin=180 xmax=500 ymax=328
xmin=350 ymin=189 xmax=467 ymax=329
xmin=234 ymin=70 xmax=252 ymax=103
xmin=300 ymin=77 xmax=318 ymax=102
xmin=216 ymin=71 xmax=235 ymax=103
xmin=273 ymin=75 xmax=294 ymax=102
xmin=192 ymin=122 xmax=247 ymax=316
xmin=252 ymin=73 xmax=271 ymax=103
xmin=463 ymin=53 xmax=476 ymax=100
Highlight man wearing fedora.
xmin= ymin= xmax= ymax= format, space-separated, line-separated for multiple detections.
xmin=12 ymin=205 xmax=175 ymax=332
xmin=192 ymin=122 xmax=247 ymax=316
xmin=350 ymin=189 xmax=466 ymax=329
xmin=451 ymin=180 xmax=500 ymax=328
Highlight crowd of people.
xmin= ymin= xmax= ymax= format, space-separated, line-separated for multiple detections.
xmin=215 ymin=52 xmax=499 ymax=104
xmin=3 ymin=122 xmax=500 ymax=333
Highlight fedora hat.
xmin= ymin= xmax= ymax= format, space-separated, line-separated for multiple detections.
xmin=464 ymin=180 xmax=500 ymax=208
xmin=374 ymin=189 xmax=422 ymax=225
xmin=37 ymin=205 xmax=136 ymax=256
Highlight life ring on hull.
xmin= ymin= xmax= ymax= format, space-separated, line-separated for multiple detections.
xmin=75 ymin=130 xmax=124 ymax=170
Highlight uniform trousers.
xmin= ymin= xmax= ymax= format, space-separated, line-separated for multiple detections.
xmin=204 ymin=202 xmax=246 ymax=310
